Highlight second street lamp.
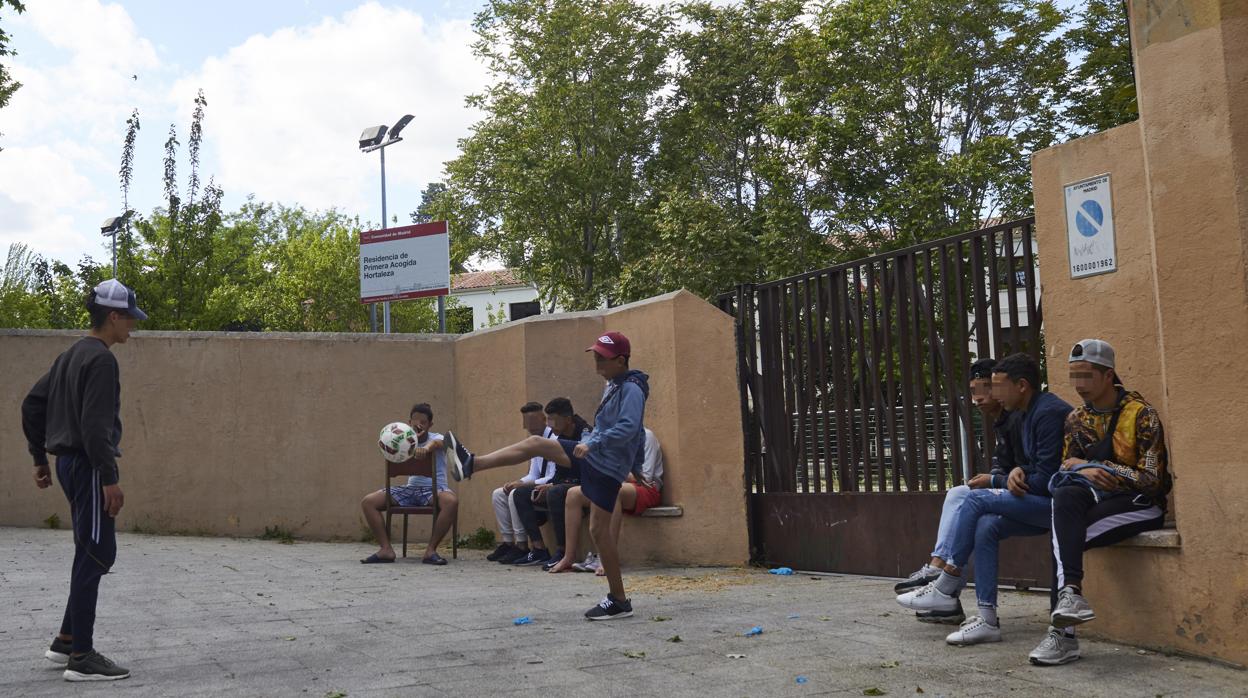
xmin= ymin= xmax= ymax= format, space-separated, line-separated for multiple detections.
xmin=358 ymin=114 xmax=414 ymax=333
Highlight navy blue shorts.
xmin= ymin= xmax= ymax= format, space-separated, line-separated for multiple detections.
xmin=558 ymin=439 xmax=623 ymax=513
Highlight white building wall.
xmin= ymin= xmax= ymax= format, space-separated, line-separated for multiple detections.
xmin=450 ymin=285 xmax=542 ymax=330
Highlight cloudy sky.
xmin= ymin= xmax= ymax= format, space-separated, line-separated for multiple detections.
xmin=0 ymin=0 xmax=493 ymax=266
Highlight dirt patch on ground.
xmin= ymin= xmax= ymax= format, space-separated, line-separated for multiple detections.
xmin=629 ymin=568 xmax=762 ymax=594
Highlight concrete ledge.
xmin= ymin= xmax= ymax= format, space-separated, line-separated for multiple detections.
xmin=1114 ymin=528 xmax=1181 ymax=548
xmin=640 ymin=505 xmax=684 ymax=518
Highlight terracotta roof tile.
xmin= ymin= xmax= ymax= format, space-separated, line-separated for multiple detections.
xmin=451 ymin=269 xmax=527 ymax=291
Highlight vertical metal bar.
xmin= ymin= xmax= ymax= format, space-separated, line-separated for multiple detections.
xmin=895 ymin=256 xmax=918 ymax=492
xmin=907 ymin=256 xmax=930 ymax=493
xmin=828 ymin=272 xmax=849 ymax=492
xmin=922 ymin=249 xmax=945 ymax=491
xmin=969 ymin=235 xmax=993 ymax=469
xmin=882 ymin=260 xmax=903 ymax=492
xmin=802 ymin=276 xmax=820 ymax=493
xmin=1003 ymin=227 xmax=1022 ymax=355
xmin=812 ymin=275 xmax=830 ymax=493
xmin=953 ymin=241 xmax=978 ymax=478
xmin=1021 ymin=220 xmax=1041 ymax=358
xmin=937 ymin=245 xmax=962 ymax=489
xmin=438 ymin=295 xmax=447 ymax=333
xmin=985 ymin=231 xmax=1003 ymax=358
xmin=867 ymin=262 xmax=887 ymax=491
xmin=781 ymin=283 xmax=801 ymax=492
xmin=852 ymin=266 xmax=873 ymax=493
xmin=381 ymin=145 xmax=390 ymax=334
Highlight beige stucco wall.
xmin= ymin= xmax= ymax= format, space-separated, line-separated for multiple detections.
xmin=1030 ymin=0 xmax=1248 ymax=666
xmin=0 ymin=291 xmax=748 ymax=568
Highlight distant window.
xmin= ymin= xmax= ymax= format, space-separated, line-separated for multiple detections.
xmin=510 ymin=301 xmax=540 ymax=322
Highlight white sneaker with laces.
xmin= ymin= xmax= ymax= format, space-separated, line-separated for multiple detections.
xmin=945 ymin=615 xmax=1002 ymax=646
xmin=572 ymin=552 xmax=598 ymax=573
xmin=896 ymin=582 xmax=960 ymax=613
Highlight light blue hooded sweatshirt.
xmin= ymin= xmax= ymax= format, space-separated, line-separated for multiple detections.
xmin=584 ymin=369 xmax=650 ymax=483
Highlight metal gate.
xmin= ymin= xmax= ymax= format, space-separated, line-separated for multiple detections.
xmin=716 ymin=218 xmax=1051 ymax=586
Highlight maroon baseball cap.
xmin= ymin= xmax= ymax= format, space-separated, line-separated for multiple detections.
xmin=587 ymin=331 xmax=631 ymax=359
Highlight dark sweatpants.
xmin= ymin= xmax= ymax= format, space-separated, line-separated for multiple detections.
xmin=515 ymin=483 xmax=578 ymax=548
xmin=56 ymin=452 xmax=117 ymax=654
xmin=1048 ymin=485 xmax=1164 ymax=609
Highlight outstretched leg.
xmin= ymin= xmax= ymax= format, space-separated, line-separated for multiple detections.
xmin=447 ymin=433 xmax=569 ymax=480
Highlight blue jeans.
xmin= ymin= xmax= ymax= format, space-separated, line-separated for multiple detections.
xmin=930 ymin=485 xmax=971 ymax=561
xmin=948 ymin=488 xmax=1051 ymax=608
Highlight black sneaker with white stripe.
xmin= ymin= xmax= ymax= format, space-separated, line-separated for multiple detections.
xmin=445 ymin=432 xmax=474 ymax=481
xmin=64 ymin=650 xmax=130 ymax=682
xmin=585 ymin=594 xmax=633 ymax=621
xmin=45 ymin=637 xmax=72 ymax=664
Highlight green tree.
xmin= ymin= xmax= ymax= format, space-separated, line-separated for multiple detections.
xmin=0 ymin=0 xmax=26 ymax=150
xmin=787 ymin=0 xmax=1068 ymax=255
xmin=0 ymin=242 xmax=47 ymax=327
xmin=1065 ymin=0 xmax=1137 ymax=133
xmin=441 ymin=0 xmax=669 ymax=310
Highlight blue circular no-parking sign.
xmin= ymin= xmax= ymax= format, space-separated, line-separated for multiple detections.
xmin=1076 ymin=200 xmax=1103 ymax=238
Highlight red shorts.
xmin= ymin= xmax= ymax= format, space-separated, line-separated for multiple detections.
xmin=623 ymin=482 xmax=662 ymax=516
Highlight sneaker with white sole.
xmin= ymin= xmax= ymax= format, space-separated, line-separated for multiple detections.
xmin=945 ymin=615 xmax=1002 ymax=646
xmin=64 ymin=650 xmax=130 ymax=682
xmin=45 ymin=637 xmax=72 ymax=665
xmin=585 ymin=594 xmax=633 ymax=621
xmin=896 ymin=582 xmax=960 ymax=614
xmin=894 ymin=564 xmax=942 ymax=593
xmin=445 ymin=432 xmax=474 ymax=481
xmin=572 ymin=552 xmax=599 ymax=573
xmin=1051 ymin=586 xmax=1095 ymax=628
xmin=1029 ymin=626 xmax=1081 ymax=665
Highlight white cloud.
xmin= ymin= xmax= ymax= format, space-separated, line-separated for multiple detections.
xmin=172 ymin=2 xmax=488 ymax=217
xmin=0 ymin=0 xmax=164 ymax=263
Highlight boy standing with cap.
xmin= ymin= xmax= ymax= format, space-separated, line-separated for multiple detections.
xmin=444 ymin=331 xmax=650 ymax=620
xmin=21 ymin=279 xmax=147 ymax=681
xmin=1028 ymin=339 xmax=1171 ymax=666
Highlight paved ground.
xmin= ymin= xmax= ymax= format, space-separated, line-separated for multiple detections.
xmin=1 ymin=528 xmax=1243 ymax=697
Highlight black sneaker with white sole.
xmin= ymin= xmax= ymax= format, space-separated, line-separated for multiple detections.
xmin=445 ymin=432 xmax=474 ymax=481
xmin=513 ymin=549 xmax=552 ymax=566
xmin=45 ymin=637 xmax=72 ymax=665
xmin=64 ymin=650 xmax=130 ymax=682
xmin=585 ymin=594 xmax=633 ymax=621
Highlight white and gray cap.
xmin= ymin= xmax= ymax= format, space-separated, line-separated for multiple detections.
xmin=92 ymin=279 xmax=148 ymax=321
xmin=1069 ymin=338 xmax=1114 ymax=369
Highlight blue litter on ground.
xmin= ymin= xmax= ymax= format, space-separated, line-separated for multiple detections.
xmin=769 ymin=567 xmax=795 ymax=575
xmin=745 ymin=626 xmax=764 ymax=637
xmin=787 ymin=613 xmax=801 ymax=619
xmin=513 ymin=616 xmax=532 ymax=626
xmin=796 ymin=676 xmax=809 ymax=684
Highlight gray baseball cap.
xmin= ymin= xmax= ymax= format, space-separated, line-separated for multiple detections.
xmin=1069 ymin=338 xmax=1114 ymax=369
xmin=92 ymin=279 xmax=148 ymax=321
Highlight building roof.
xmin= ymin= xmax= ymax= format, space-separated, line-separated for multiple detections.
xmin=451 ymin=269 xmax=528 ymax=291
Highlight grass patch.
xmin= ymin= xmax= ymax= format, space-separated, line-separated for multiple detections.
xmin=455 ymin=526 xmax=496 ymax=550
xmin=44 ymin=513 xmax=61 ymax=530
xmin=260 ymin=525 xmax=296 ymax=545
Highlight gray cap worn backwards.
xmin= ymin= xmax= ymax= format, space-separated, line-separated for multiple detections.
xmin=1069 ymin=338 xmax=1114 ymax=369
xmin=92 ymin=278 xmax=148 ymax=321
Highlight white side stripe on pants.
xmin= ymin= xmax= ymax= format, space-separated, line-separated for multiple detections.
xmin=1050 ymin=504 xmax=1065 ymax=589
xmin=1085 ymin=506 xmax=1163 ymax=541
xmin=92 ymin=469 xmax=101 ymax=544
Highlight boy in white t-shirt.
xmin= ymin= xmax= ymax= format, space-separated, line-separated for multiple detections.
xmin=359 ymin=403 xmax=458 ymax=565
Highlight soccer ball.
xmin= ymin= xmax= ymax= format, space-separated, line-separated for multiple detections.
xmin=378 ymin=421 xmax=419 ymax=462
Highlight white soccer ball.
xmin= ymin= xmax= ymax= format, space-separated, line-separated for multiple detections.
xmin=378 ymin=421 xmax=419 ymax=463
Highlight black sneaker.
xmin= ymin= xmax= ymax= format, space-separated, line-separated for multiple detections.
xmin=541 ymin=549 xmax=565 ymax=571
xmin=585 ymin=594 xmax=633 ymax=621
xmin=513 ymin=549 xmax=552 ymax=566
xmin=45 ymin=637 xmax=72 ymax=665
xmin=64 ymin=650 xmax=130 ymax=682
xmin=487 ymin=543 xmax=515 ymax=562
xmin=499 ymin=547 xmax=529 ymax=564
xmin=445 ymin=432 xmax=474 ymax=481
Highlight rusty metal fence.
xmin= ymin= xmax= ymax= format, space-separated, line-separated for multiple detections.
xmin=716 ymin=218 xmax=1050 ymax=581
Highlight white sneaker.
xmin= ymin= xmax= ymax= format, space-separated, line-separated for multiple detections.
xmin=945 ymin=616 xmax=1002 ymax=646
xmin=897 ymin=582 xmax=960 ymax=613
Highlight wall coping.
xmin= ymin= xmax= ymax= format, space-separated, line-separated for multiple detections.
xmin=1114 ymin=527 xmax=1181 ymax=549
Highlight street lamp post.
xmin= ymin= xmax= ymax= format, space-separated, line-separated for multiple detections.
xmin=100 ymin=214 xmax=128 ymax=278
xmin=358 ymin=115 xmax=415 ymax=334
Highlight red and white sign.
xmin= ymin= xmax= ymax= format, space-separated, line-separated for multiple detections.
xmin=359 ymin=221 xmax=450 ymax=304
